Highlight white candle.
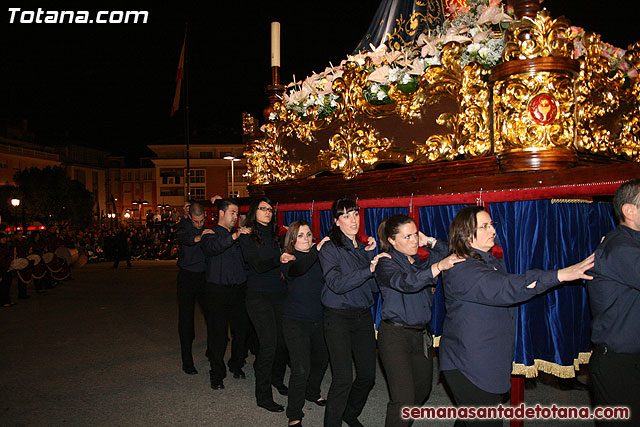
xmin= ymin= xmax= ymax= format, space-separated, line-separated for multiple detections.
xmin=271 ymin=22 xmax=281 ymax=67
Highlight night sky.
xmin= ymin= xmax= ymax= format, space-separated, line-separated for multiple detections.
xmin=2 ymin=0 xmax=636 ymax=160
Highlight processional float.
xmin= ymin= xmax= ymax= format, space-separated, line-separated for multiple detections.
xmin=242 ymin=0 xmax=639 ymax=420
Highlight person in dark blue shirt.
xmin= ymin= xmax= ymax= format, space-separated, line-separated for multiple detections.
xmin=239 ymin=197 xmax=289 ymax=413
xmin=588 ymin=179 xmax=640 ymax=426
xmin=280 ymin=220 xmax=330 ymax=427
xmin=440 ymin=205 xmax=594 ymax=427
xmin=318 ymin=198 xmax=389 ymax=427
xmin=201 ymin=198 xmax=251 ymax=390
xmin=176 ymin=202 xmax=214 ymax=375
xmin=375 ymin=214 xmax=463 ymax=427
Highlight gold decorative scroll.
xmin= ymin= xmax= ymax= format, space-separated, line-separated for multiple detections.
xmin=243 ymin=109 xmax=305 ymax=185
xmin=318 ymin=62 xmax=391 ymax=179
xmin=503 ymin=9 xmax=573 ymax=61
xmin=615 ymin=41 xmax=640 ymax=158
xmin=575 ymin=35 xmax=640 ymax=159
xmin=411 ymin=42 xmax=492 ymax=161
xmin=493 ymin=71 xmax=575 ymax=152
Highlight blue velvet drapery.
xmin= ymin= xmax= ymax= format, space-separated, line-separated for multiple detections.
xmin=319 ymin=210 xmax=333 ymax=237
xmin=489 ymin=200 xmax=615 ymax=370
xmin=282 ymin=210 xmax=312 ymax=227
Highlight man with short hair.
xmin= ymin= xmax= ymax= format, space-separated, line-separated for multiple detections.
xmin=588 ymin=178 xmax=640 ymax=426
xmin=176 ymin=202 xmax=213 ymax=375
xmin=201 ymin=198 xmax=251 ymax=390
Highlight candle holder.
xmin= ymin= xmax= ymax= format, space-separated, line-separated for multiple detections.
xmin=264 ymin=66 xmax=286 ymax=122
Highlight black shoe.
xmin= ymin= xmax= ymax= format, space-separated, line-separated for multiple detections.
xmin=231 ymin=368 xmax=246 ymax=379
xmin=182 ymin=365 xmax=198 ymax=375
xmin=306 ymin=397 xmax=327 ymax=407
xmin=258 ymin=401 xmax=284 ymax=412
xmin=209 ymin=371 xmax=224 ymax=389
xmin=273 ymin=384 xmax=288 ymax=396
xmin=343 ymin=418 xmax=364 ymax=427
xmin=557 ymin=377 xmax=588 ymax=391
xmin=210 ymin=380 xmax=224 ymax=390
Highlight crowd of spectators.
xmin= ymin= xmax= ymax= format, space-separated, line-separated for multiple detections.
xmin=75 ymin=210 xmax=181 ymax=263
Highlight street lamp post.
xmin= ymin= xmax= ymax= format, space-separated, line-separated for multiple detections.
xmin=224 ymin=156 xmax=241 ymax=198
xmin=132 ymin=200 xmax=149 ymax=225
xmin=10 ymin=198 xmax=20 ymax=232
xmin=107 ymin=212 xmax=116 ymax=227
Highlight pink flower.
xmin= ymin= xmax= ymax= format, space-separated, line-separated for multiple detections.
xmin=368 ymin=65 xmax=391 ymax=84
xmin=569 ymin=26 xmax=584 ymax=38
xmin=573 ymin=46 xmax=582 ymax=59
xmin=477 ymin=6 xmax=513 ymax=26
xmin=408 ymin=57 xmax=425 ymax=75
xmin=367 ymin=43 xmax=388 ymax=65
xmin=385 ymin=50 xmax=403 ymax=64
xmin=473 ymin=29 xmax=491 ymax=44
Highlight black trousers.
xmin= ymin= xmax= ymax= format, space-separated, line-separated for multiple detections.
xmin=112 ymin=252 xmax=131 ymax=268
xmin=589 ymin=345 xmax=640 ymax=426
xmin=378 ymin=320 xmax=433 ymax=427
xmin=17 ymin=275 xmax=28 ymax=298
xmin=282 ymin=316 xmax=329 ymax=422
xmin=246 ymin=291 xmax=288 ymax=406
xmin=206 ymin=283 xmax=249 ymax=382
xmin=176 ymin=269 xmax=207 ymax=367
xmin=442 ymin=369 xmax=503 ymax=427
xmin=1 ymin=271 xmax=12 ymax=305
xmin=323 ymin=307 xmax=376 ymax=427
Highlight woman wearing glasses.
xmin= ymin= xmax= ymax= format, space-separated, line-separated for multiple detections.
xmin=440 ymin=206 xmax=595 ymax=426
xmin=375 ymin=214 xmax=464 ymax=427
xmin=239 ymin=197 xmax=289 ymax=413
xmin=318 ymin=198 xmax=390 ymax=427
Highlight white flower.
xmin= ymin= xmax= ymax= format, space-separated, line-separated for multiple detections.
xmin=377 ymin=91 xmax=387 ymax=101
xmin=388 ymin=67 xmax=402 ymax=82
xmin=478 ymin=47 xmax=490 ymax=59
xmin=467 ymin=43 xmax=482 ymax=54
xmin=268 ymin=112 xmax=277 ymax=121
xmin=401 ymin=73 xmax=412 ymax=84
xmin=424 ymin=55 xmax=441 ymax=66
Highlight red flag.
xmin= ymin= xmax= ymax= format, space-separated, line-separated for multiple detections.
xmin=170 ymin=36 xmax=185 ymax=117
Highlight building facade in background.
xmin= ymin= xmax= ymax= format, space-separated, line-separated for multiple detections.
xmin=1 ymin=122 xmax=248 ymax=225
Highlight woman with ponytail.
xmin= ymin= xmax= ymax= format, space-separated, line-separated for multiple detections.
xmin=318 ymin=198 xmax=389 ymax=427
xmin=375 ymin=214 xmax=463 ymax=427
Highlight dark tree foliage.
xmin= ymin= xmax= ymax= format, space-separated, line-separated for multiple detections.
xmin=13 ymin=166 xmax=94 ymax=227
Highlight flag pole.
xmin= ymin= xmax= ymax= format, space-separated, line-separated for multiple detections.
xmin=183 ymin=22 xmax=191 ymax=203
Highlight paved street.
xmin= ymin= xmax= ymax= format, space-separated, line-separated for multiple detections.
xmin=1 ymin=261 xmax=594 ymax=426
